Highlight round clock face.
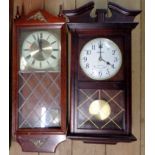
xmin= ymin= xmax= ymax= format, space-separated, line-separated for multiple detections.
xmin=79 ymin=38 xmax=122 ymax=80
xmin=20 ymin=30 xmax=60 ymax=71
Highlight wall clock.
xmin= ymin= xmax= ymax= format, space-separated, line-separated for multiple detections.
xmin=12 ymin=9 xmax=67 ymax=152
xmin=63 ymin=1 xmax=141 ymax=143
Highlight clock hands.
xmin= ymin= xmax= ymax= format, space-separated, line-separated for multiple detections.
xmin=38 ymin=35 xmax=43 ymax=52
xmin=98 ymin=40 xmax=104 ymax=61
xmin=98 ymin=40 xmax=115 ymax=69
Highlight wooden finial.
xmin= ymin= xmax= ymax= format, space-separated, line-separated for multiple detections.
xmin=15 ymin=5 xmax=21 ymax=19
xmin=58 ymin=4 xmax=63 ymax=17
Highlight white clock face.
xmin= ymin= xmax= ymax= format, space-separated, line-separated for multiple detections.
xmin=20 ymin=30 xmax=60 ymax=71
xmin=79 ymin=38 xmax=122 ymax=80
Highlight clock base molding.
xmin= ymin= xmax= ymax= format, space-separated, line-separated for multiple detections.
xmin=67 ymin=133 xmax=136 ymax=144
xmin=16 ymin=134 xmax=66 ymax=153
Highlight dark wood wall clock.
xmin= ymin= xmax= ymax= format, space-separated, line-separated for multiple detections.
xmin=63 ymin=1 xmax=141 ymax=144
xmin=12 ymin=9 xmax=67 ymax=152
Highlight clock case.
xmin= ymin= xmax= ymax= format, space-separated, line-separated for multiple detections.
xmin=12 ymin=10 xmax=67 ymax=152
xmin=63 ymin=2 xmax=141 ymax=144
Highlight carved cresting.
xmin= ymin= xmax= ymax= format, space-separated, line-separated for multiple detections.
xmin=62 ymin=1 xmax=141 ymax=23
xmin=28 ymin=11 xmax=47 ymax=22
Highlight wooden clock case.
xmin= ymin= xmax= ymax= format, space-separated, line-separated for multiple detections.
xmin=12 ymin=10 xmax=67 ymax=152
xmin=63 ymin=1 xmax=141 ymax=144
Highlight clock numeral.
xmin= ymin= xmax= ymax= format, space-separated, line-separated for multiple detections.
xmin=53 ymin=49 xmax=59 ymax=51
xmin=98 ymin=71 xmax=102 ymax=77
xmin=86 ymin=50 xmax=91 ymax=55
xmin=32 ymin=34 xmax=37 ymax=41
xmin=98 ymin=41 xmax=103 ymax=49
xmin=51 ymin=55 xmax=56 ymax=59
xmin=51 ymin=41 xmax=56 ymax=45
xmin=112 ymin=50 xmax=116 ymax=55
xmin=86 ymin=63 xmax=89 ymax=68
xmin=40 ymin=33 xmax=43 ymax=39
xmin=91 ymin=71 xmax=94 ymax=76
xmin=25 ymin=55 xmax=31 ymax=60
xmin=24 ymin=49 xmax=29 ymax=51
xmin=83 ymin=56 xmax=87 ymax=62
xmin=40 ymin=62 xmax=42 ymax=68
xmin=46 ymin=35 xmax=51 ymax=41
xmin=47 ymin=60 xmax=50 ymax=65
xmin=106 ymin=69 xmax=110 ymax=76
xmin=111 ymin=64 xmax=115 ymax=69
xmin=114 ymin=57 xmax=118 ymax=62
xmin=26 ymin=40 xmax=32 ymax=45
xmin=32 ymin=59 xmax=35 ymax=65
xmin=92 ymin=44 xmax=95 ymax=50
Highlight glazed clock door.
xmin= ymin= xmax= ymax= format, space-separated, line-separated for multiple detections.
xmin=12 ymin=10 xmax=67 ymax=152
xmin=18 ymin=28 xmax=61 ymax=129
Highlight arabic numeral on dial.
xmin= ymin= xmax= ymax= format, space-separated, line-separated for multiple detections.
xmin=86 ymin=63 xmax=89 ymax=68
xmin=92 ymin=44 xmax=95 ymax=50
xmin=32 ymin=34 xmax=37 ymax=41
xmin=106 ymin=69 xmax=110 ymax=76
xmin=98 ymin=71 xmax=102 ymax=77
xmin=112 ymin=50 xmax=116 ymax=55
xmin=86 ymin=50 xmax=91 ymax=55
xmin=83 ymin=56 xmax=87 ymax=62
xmin=112 ymin=64 xmax=115 ymax=69
xmin=40 ymin=33 xmax=43 ymax=39
xmin=114 ymin=57 xmax=118 ymax=62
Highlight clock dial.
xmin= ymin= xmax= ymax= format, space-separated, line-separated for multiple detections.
xmin=79 ymin=38 xmax=122 ymax=80
xmin=20 ymin=30 xmax=60 ymax=71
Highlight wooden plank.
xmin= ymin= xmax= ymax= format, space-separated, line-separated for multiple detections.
xmin=23 ymin=0 xmax=43 ymax=15
xmin=109 ymin=0 xmax=140 ymax=9
xmin=63 ymin=0 xmax=75 ymax=10
xmin=76 ymin=0 xmax=107 ymax=16
xmin=45 ymin=0 xmax=63 ymax=16
xmin=39 ymin=152 xmax=53 ymax=155
xmin=39 ymin=140 xmax=71 ymax=155
xmin=72 ymin=140 xmax=106 ymax=155
xmin=140 ymin=0 xmax=145 ymax=154
xmin=9 ymin=141 xmax=38 ymax=155
xmin=106 ymin=0 xmax=142 ymax=155
xmin=76 ymin=0 xmax=107 ymax=8
xmin=54 ymin=139 xmax=72 ymax=155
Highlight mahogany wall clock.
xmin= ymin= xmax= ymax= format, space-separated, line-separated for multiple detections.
xmin=63 ymin=1 xmax=141 ymax=143
xmin=12 ymin=9 xmax=67 ymax=152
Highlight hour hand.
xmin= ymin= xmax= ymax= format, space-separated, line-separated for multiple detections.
xmin=37 ymin=35 xmax=42 ymax=50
